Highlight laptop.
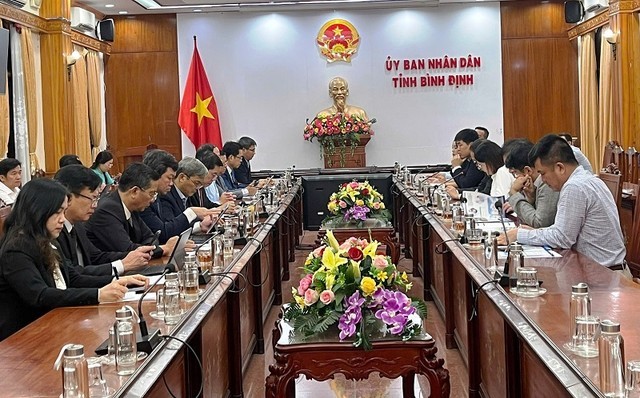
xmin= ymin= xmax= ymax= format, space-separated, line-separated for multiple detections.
xmin=190 ymin=205 xmax=230 ymax=244
xmin=129 ymin=227 xmax=193 ymax=276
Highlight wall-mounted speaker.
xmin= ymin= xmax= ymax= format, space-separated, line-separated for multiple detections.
xmin=564 ymin=0 xmax=584 ymax=23
xmin=96 ymin=19 xmax=115 ymax=42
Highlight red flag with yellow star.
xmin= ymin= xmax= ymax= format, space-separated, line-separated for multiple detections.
xmin=178 ymin=38 xmax=222 ymax=149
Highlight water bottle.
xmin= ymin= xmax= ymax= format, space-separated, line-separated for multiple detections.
xmin=599 ymin=320 xmax=626 ymax=397
xmin=183 ymin=252 xmax=197 ymax=271
xmin=54 ymin=344 xmax=89 ymax=398
xmin=393 ymin=162 xmax=400 ymax=176
xmin=164 ymin=273 xmax=182 ymax=325
xmin=114 ymin=306 xmax=138 ymax=376
xmin=507 ymin=242 xmax=524 ymax=288
xmin=565 ymin=283 xmax=591 ymax=351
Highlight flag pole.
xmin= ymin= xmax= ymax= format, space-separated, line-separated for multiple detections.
xmin=193 ymin=35 xmax=197 ymax=48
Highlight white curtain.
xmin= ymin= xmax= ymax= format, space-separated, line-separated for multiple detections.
xmin=9 ymin=26 xmax=31 ymax=184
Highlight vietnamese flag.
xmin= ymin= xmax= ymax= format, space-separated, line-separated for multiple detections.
xmin=178 ymin=37 xmax=222 ymax=149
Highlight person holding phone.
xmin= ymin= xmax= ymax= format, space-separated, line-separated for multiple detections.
xmin=0 ymin=179 xmax=148 ymax=341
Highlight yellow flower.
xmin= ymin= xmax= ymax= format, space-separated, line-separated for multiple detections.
xmin=376 ymin=271 xmax=388 ymax=281
xmin=325 ymin=273 xmax=336 ymax=290
xmin=360 ymin=277 xmax=377 ymax=296
xmin=362 ymin=241 xmax=379 ymax=258
xmin=295 ymin=295 xmax=306 ymax=309
xmin=322 ymin=244 xmax=347 ymax=271
xmin=401 ymin=271 xmax=409 ymax=283
xmin=328 ymin=201 xmax=338 ymax=212
xmin=355 ymin=199 xmax=364 ymax=206
xmin=326 ymin=230 xmax=340 ymax=251
xmin=379 ymin=202 xmax=385 ymax=209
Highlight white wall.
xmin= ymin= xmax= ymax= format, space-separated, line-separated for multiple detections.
xmin=177 ymin=4 xmax=503 ymax=169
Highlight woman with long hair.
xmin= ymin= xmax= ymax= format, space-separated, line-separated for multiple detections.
xmin=91 ymin=150 xmax=116 ymax=190
xmin=0 ymin=179 xmax=146 ymax=341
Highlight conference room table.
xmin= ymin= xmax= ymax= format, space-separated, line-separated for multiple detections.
xmin=393 ymin=177 xmax=640 ymax=398
xmin=0 ymin=181 xmax=303 ymax=398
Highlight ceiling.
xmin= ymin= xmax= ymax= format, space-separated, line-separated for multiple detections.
xmin=77 ymin=0 xmax=497 ymax=17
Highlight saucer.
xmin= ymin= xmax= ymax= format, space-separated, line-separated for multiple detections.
xmin=509 ymin=287 xmax=547 ymax=298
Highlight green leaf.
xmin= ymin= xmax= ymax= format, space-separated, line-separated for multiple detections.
xmin=313 ymin=311 xmax=340 ymax=334
xmin=410 ymin=298 xmax=428 ymax=319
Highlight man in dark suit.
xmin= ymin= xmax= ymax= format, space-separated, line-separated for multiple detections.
xmin=86 ymin=163 xmax=177 ymax=258
xmin=193 ymin=150 xmax=235 ymax=208
xmin=236 ymin=136 xmax=256 ymax=186
xmin=54 ymin=165 xmax=153 ymax=276
xmin=141 ymin=157 xmax=218 ymax=242
xmin=219 ymin=141 xmax=258 ymax=199
xmin=448 ymin=128 xmax=486 ymax=190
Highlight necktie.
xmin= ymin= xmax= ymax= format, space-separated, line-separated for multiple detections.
xmin=230 ymin=170 xmax=237 ymax=186
xmin=181 ymin=197 xmax=187 ymax=210
xmin=198 ymin=188 xmax=204 ymax=207
xmin=68 ymin=228 xmax=80 ymax=266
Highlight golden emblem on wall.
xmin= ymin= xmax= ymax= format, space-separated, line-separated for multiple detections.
xmin=316 ymin=19 xmax=360 ymax=63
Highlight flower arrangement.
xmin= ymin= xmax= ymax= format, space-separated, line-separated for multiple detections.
xmin=284 ymin=231 xmax=426 ymax=350
xmin=303 ymin=113 xmax=375 ymax=167
xmin=326 ymin=180 xmax=391 ymax=225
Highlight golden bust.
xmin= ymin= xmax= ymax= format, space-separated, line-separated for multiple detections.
xmin=317 ymin=77 xmax=368 ymax=120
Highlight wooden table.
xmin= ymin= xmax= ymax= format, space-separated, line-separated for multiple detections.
xmin=317 ymin=219 xmax=400 ymax=264
xmin=265 ymin=312 xmax=450 ymax=398
xmin=394 ymin=178 xmax=640 ymax=398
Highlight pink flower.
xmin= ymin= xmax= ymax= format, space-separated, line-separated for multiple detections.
xmin=312 ymin=246 xmax=325 ymax=257
xmin=304 ymin=289 xmax=320 ymax=306
xmin=297 ymin=274 xmax=313 ymax=296
xmin=373 ymin=255 xmax=388 ymax=270
xmin=320 ymin=290 xmax=335 ymax=305
xmin=349 ymin=182 xmax=359 ymax=189
xmin=373 ymin=202 xmax=381 ymax=210
xmin=339 ymin=201 xmax=347 ymax=209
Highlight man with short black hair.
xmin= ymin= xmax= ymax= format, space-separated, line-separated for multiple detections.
xmin=0 ymin=158 xmax=21 ymax=206
xmin=447 ymin=129 xmax=486 ymax=190
xmin=86 ymin=163 xmax=177 ymax=258
xmin=193 ymin=151 xmax=234 ymax=208
xmin=502 ymin=135 xmax=625 ymax=269
xmin=236 ymin=136 xmax=257 ymax=186
xmin=143 ymin=149 xmax=179 ymax=197
xmin=54 ymin=165 xmax=153 ymax=276
xmin=219 ymin=141 xmax=258 ymax=198
xmin=504 ymin=140 xmax=559 ymax=228
xmin=58 ymin=154 xmax=83 ymax=168
xmin=141 ymin=157 xmax=218 ymax=243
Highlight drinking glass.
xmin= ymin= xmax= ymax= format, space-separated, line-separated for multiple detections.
xmin=183 ymin=268 xmax=199 ymax=302
xmin=573 ymin=315 xmax=600 ymax=358
xmin=197 ymin=243 xmax=212 ymax=273
xmin=223 ymin=236 xmax=234 ymax=258
xmin=516 ymin=267 xmax=539 ymax=296
xmin=154 ymin=289 xmax=165 ymax=319
xmin=626 ymin=360 xmax=640 ymax=397
xmin=452 ymin=215 xmax=465 ymax=237
xmin=88 ymin=359 xmax=111 ymax=397
xmin=465 ymin=228 xmax=484 ymax=249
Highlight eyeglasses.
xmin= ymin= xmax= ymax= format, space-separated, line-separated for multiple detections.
xmin=188 ymin=177 xmax=204 ymax=189
xmin=135 ymin=186 xmax=158 ymax=201
xmin=77 ymin=193 xmax=99 ymax=206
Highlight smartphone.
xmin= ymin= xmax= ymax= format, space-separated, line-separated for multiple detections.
xmin=205 ymin=204 xmax=229 ymax=234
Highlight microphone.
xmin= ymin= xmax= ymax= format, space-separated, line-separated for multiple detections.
xmin=410 ymin=166 xmax=433 ymax=188
xmin=493 ymin=199 xmax=512 ymax=287
xmin=94 ymin=264 xmax=173 ymax=356
xmin=428 ymin=169 xmax=464 ymax=207
xmin=368 ymin=118 xmax=377 ymax=124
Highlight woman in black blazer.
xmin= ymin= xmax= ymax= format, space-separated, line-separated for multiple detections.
xmin=0 ymin=179 xmax=147 ymax=341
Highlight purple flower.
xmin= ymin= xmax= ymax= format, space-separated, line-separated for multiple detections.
xmin=374 ymin=289 xmax=416 ymax=335
xmin=344 ymin=205 xmax=370 ymax=222
xmin=338 ymin=291 xmax=365 ymax=340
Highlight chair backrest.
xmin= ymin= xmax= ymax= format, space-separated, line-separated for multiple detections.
xmin=627 ymin=179 xmax=640 ymax=269
xmin=599 ymin=172 xmax=622 ymax=209
xmin=603 ymin=141 xmax=621 ymax=171
xmin=625 ymin=147 xmax=639 ymax=184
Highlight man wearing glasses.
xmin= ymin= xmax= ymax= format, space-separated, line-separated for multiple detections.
xmin=86 ymin=163 xmax=176 ymax=259
xmin=141 ymin=157 xmax=219 ymax=243
xmin=54 ymin=165 xmax=154 ymax=276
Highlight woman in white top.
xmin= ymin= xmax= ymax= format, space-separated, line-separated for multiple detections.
xmin=473 ymin=140 xmax=514 ymax=198
xmin=0 ymin=158 xmax=22 ymax=206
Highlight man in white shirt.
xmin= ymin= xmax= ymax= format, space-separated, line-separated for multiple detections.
xmin=0 ymin=158 xmax=21 ymax=206
xmin=501 ymin=135 xmax=625 ymax=269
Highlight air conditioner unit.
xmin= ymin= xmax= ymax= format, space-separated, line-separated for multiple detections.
xmin=0 ymin=0 xmax=26 ymax=8
xmin=583 ymin=0 xmax=608 ymax=13
xmin=71 ymin=7 xmax=97 ymax=34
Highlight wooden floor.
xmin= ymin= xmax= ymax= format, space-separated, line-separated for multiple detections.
xmin=242 ymin=231 xmax=469 ymax=398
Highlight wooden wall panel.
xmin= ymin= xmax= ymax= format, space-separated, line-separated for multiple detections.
xmin=501 ymin=1 xmax=580 ymax=144
xmin=104 ymin=14 xmax=181 ymax=172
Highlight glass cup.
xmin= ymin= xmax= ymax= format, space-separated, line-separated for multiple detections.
xmin=197 ymin=243 xmax=212 ymax=273
xmin=516 ymin=267 xmax=539 ymax=296
xmin=105 ymin=327 xmax=116 ymax=366
xmin=465 ymin=228 xmax=484 ymax=249
xmin=223 ymin=236 xmax=234 ymax=258
xmin=155 ymin=289 xmax=165 ymax=318
xmin=213 ymin=235 xmax=225 ymax=272
xmin=87 ymin=359 xmax=111 ymax=398
xmin=573 ymin=315 xmax=600 ymax=358
xmin=452 ymin=215 xmax=466 ymax=237
xmin=627 ymin=360 xmax=640 ymax=397
xmin=183 ymin=268 xmax=199 ymax=302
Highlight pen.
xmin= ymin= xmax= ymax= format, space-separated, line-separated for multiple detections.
xmin=113 ymin=266 xmax=120 ymax=280
xmin=542 ymin=246 xmax=555 ymax=257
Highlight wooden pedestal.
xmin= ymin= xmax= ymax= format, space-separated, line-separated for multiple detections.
xmin=323 ymin=135 xmax=371 ymax=169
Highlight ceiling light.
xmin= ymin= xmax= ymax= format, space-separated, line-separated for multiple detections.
xmin=119 ymin=10 xmax=128 ymax=14
xmin=193 ymin=8 xmax=202 ymax=11
xmin=105 ymin=4 xmax=114 ymax=7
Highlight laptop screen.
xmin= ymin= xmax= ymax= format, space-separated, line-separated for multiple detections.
xmin=168 ymin=227 xmax=193 ymax=270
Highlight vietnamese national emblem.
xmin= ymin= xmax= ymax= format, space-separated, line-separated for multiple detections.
xmin=316 ymin=19 xmax=360 ymax=63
